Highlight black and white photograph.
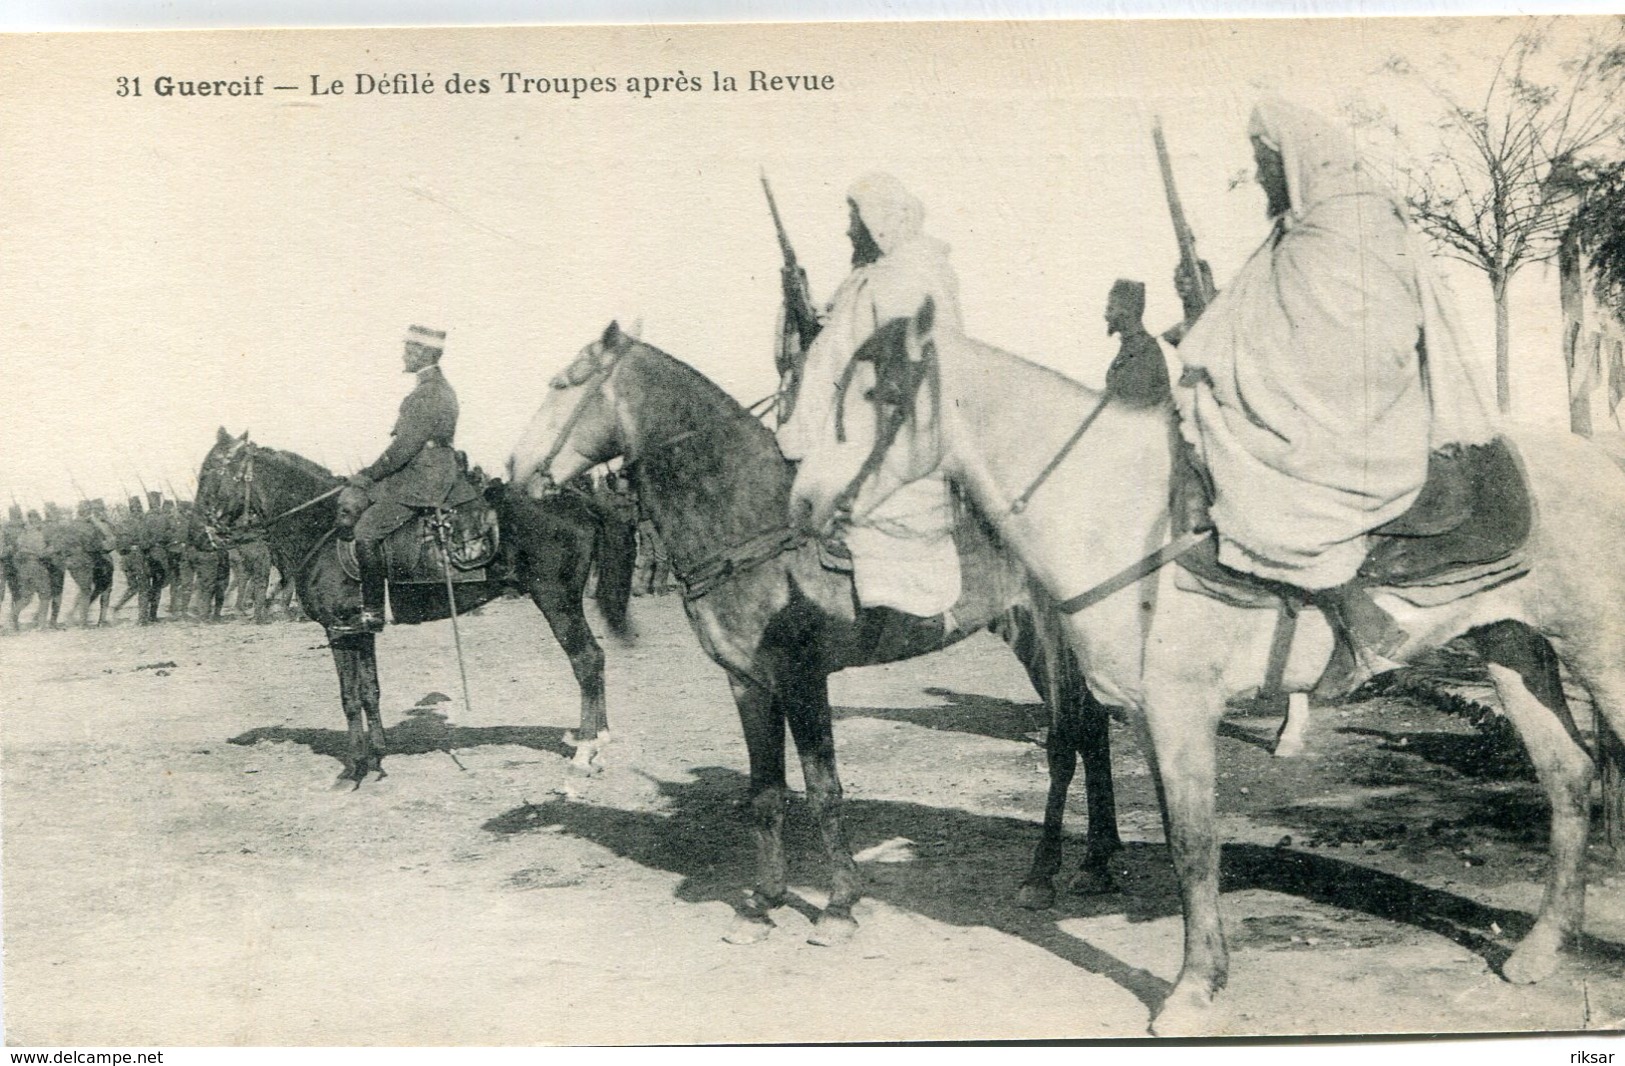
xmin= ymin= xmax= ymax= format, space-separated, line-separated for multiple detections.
xmin=4 ymin=13 xmax=1625 ymax=1048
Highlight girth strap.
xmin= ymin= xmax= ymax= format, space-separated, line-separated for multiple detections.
xmin=676 ymin=526 xmax=809 ymax=601
xmin=1056 ymin=529 xmax=1211 ymax=615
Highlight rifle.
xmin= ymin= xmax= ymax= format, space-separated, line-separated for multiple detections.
xmin=760 ymin=170 xmax=820 ymax=379
xmin=1152 ymin=117 xmax=1218 ymax=317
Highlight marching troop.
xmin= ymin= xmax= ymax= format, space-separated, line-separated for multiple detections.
xmin=0 ymin=491 xmax=294 ymax=632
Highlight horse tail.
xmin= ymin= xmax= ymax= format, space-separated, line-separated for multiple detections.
xmin=593 ymin=506 xmax=637 ymax=640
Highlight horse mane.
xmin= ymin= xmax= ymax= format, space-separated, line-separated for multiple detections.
xmin=256 ymin=446 xmax=339 ymax=484
xmin=618 ymin=340 xmax=789 ymax=545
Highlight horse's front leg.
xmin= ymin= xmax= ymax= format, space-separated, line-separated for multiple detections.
xmin=357 ymin=633 xmax=386 ymax=779
xmin=1139 ymin=673 xmax=1229 ymax=1038
xmin=782 ymin=667 xmax=862 ymax=946
xmin=1072 ymin=673 xmax=1122 ymax=894
xmin=328 ymin=635 xmax=369 ymax=787
xmin=721 ymin=671 xmax=789 ymax=945
xmin=535 ymin=584 xmax=609 ymax=775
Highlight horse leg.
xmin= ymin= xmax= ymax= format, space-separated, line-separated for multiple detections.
xmin=1017 ymin=698 xmax=1078 ymax=909
xmin=1139 ymin=679 xmax=1229 ymax=1037
xmin=1472 ymin=621 xmax=1592 ymax=983
xmin=535 ymin=585 xmax=608 ymax=775
xmin=1273 ymin=692 xmax=1313 ymax=759
xmin=782 ymin=668 xmax=862 ymax=946
xmin=1070 ymin=674 xmax=1122 ymax=894
xmin=328 ymin=636 xmax=368 ymax=786
xmin=357 ymin=633 xmax=386 ymax=778
xmin=722 ymin=672 xmax=789 ymax=945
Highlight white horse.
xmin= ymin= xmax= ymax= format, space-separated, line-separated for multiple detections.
xmin=788 ymin=299 xmax=1625 ymax=1036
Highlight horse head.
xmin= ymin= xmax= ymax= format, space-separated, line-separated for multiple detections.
xmin=789 ymin=297 xmax=944 ymax=537
xmin=195 ymin=427 xmax=255 ymax=530
xmin=508 ymin=320 xmax=636 ymax=497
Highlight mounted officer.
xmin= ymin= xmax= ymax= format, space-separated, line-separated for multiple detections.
xmin=335 ymin=325 xmax=462 ymax=634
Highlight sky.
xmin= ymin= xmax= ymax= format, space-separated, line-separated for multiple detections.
xmin=0 ymin=16 xmax=1615 ymax=508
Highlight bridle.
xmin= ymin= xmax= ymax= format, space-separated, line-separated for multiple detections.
xmin=826 ymin=318 xmax=938 ymax=522
xmin=822 ymin=313 xmax=1211 ymax=618
xmin=530 ymin=346 xmax=623 ymax=486
xmin=212 ymin=440 xmax=343 ymax=533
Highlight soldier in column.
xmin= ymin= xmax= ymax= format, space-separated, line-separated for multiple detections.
xmin=188 ymin=505 xmax=227 ymax=622
xmin=228 ymin=515 xmax=274 ymax=623
xmin=165 ymin=498 xmax=196 ymax=618
xmin=58 ymin=501 xmax=101 ymax=627
xmin=12 ymin=509 xmax=54 ymax=630
xmin=0 ymin=503 xmax=21 ymax=629
xmin=138 ymin=491 xmax=169 ymax=622
xmin=111 ymin=496 xmax=152 ymax=623
xmin=41 ymin=503 xmax=72 ymax=628
xmin=88 ymin=499 xmax=118 ymax=625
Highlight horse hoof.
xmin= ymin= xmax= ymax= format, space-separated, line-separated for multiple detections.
xmin=807 ymin=913 xmax=859 ymax=947
xmin=1067 ymin=866 xmax=1117 ymax=896
xmin=722 ymin=916 xmax=775 ymax=945
xmin=1015 ymin=882 xmax=1056 ymax=910
xmin=1150 ymin=984 xmax=1217 ymax=1038
xmin=569 ymin=749 xmax=604 ymax=777
xmin=1502 ymin=925 xmax=1564 ymax=984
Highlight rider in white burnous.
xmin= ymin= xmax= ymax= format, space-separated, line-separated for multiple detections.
xmin=1174 ymin=99 xmax=1498 ymax=692
xmin=775 ymin=172 xmax=965 ymax=619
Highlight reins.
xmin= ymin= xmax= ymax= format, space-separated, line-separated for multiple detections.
xmin=831 ymin=320 xmax=1212 ymax=615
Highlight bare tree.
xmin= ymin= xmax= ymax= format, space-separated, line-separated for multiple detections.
xmin=1363 ymin=19 xmax=1625 ymax=415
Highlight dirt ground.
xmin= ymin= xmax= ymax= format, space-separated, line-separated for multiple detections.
xmin=4 ymin=592 xmax=1624 ymax=1045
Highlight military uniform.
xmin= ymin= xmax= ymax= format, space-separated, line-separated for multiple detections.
xmin=12 ymin=511 xmax=53 ymax=629
xmin=163 ymin=501 xmax=195 ymax=617
xmin=335 ymin=325 xmax=470 ymax=633
xmin=0 ymin=505 xmax=20 ymax=627
xmin=228 ymin=518 xmax=274 ymax=623
xmin=187 ymin=509 xmax=226 ymax=621
xmin=137 ymin=492 xmax=169 ymax=621
xmin=58 ymin=502 xmax=101 ymax=626
xmin=113 ymin=496 xmax=155 ymax=624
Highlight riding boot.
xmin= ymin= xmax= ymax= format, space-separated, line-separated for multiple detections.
xmin=1311 ymin=581 xmax=1409 ymax=701
xmin=355 ymin=538 xmax=387 ymax=633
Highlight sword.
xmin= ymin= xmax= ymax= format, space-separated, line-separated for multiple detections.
xmin=431 ymin=508 xmax=475 ymax=743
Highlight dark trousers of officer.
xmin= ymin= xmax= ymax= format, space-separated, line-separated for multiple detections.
xmin=336 ymin=485 xmax=413 ymax=621
xmin=235 ymin=541 xmax=273 ymax=623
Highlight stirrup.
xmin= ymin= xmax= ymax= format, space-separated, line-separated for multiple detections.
xmin=330 ymin=609 xmax=385 ymax=637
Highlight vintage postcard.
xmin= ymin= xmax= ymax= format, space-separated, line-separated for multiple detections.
xmin=3 ymin=16 xmax=1625 ymax=1049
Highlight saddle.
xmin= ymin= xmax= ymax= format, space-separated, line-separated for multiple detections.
xmin=1175 ymin=436 xmax=1532 ymax=606
xmin=339 ymin=496 xmax=500 ymax=585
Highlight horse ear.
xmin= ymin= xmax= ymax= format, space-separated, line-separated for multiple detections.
xmin=217 ymin=427 xmax=232 ymax=445
xmin=239 ymin=430 xmax=250 ymax=442
xmin=601 ymin=320 xmax=623 ymax=350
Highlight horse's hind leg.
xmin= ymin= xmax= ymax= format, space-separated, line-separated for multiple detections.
xmin=535 ymin=584 xmax=608 ymax=774
xmin=722 ymin=672 xmax=789 ymax=945
xmin=1473 ymin=620 xmax=1593 ymax=984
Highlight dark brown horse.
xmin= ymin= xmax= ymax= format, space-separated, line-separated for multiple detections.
xmin=195 ymin=428 xmax=637 ymax=785
xmin=507 ymin=324 xmax=1121 ymax=945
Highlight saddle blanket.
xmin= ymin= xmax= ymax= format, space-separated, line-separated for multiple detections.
xmin=1176 ymin=436 xmax=1532 ymax=609
xmin=339 ymin=500 xmax=499 ymax=585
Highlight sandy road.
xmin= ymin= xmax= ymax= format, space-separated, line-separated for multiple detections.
xmin=3 ymin=594 xmax=1622 ymax=1044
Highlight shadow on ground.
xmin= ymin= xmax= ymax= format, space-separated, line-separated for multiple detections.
xmin=832 ymin=687 xmax=1049 ymax=744
xmin=482 ymin=765 xmax=1625 ymax=1015
xmin=229 ymin=703 xmax=575 ymax=764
